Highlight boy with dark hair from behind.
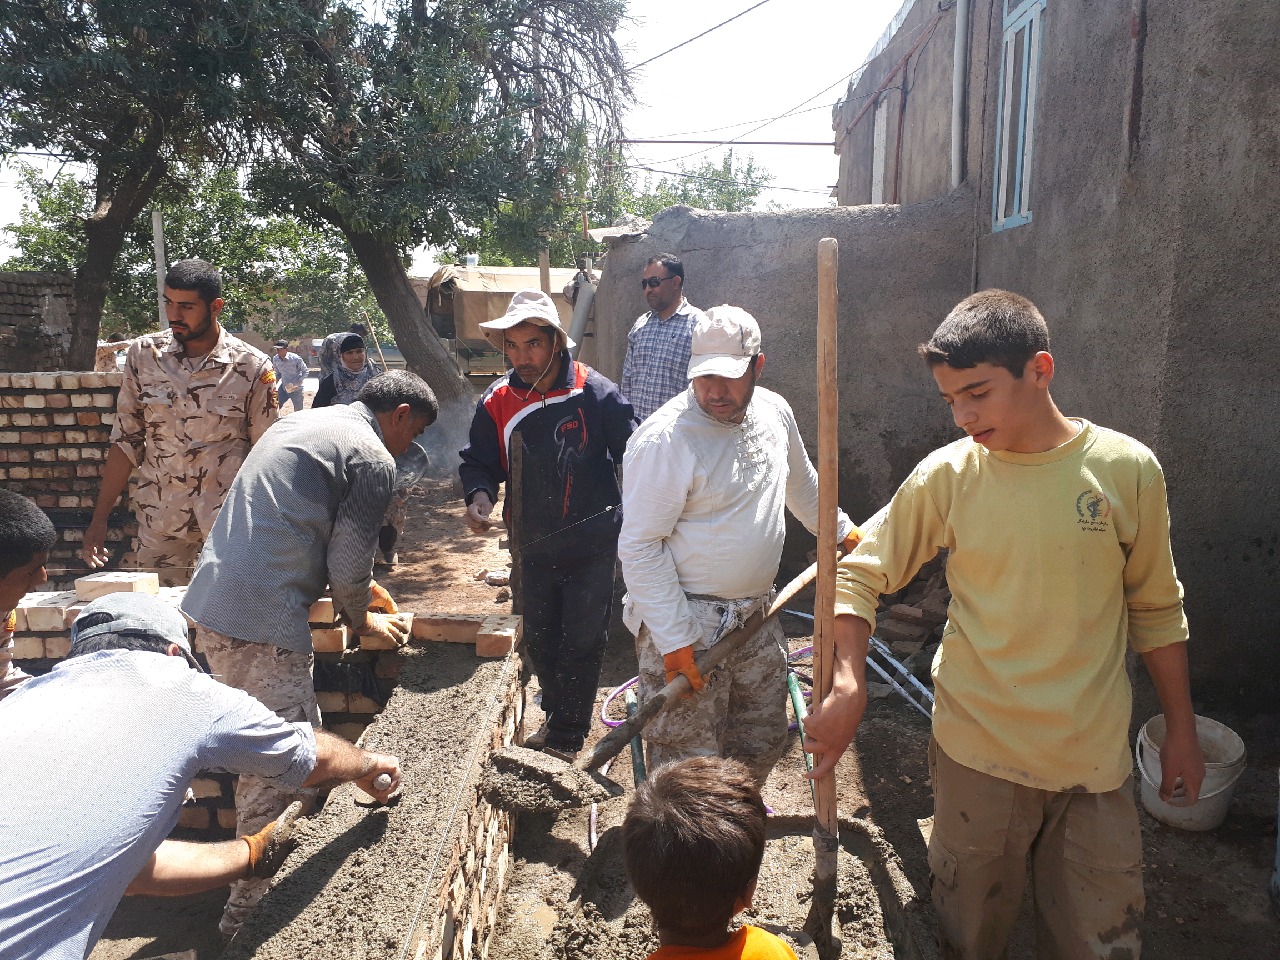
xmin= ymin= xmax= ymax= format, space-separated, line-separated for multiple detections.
xmin=0 ymin=490 xmax=57 ymax=700
xmin=622 ymin=756 xmax=797 ymax=959
xmin=804 ymin=289 xmax=1203 ymax=959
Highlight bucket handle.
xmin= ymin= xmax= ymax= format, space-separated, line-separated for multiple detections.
xmin=1135 ymin=737 xmax=1243 ymax=802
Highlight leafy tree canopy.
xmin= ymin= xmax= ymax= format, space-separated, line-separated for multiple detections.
xmin=2 ymin=162 xmax=383 ymax=341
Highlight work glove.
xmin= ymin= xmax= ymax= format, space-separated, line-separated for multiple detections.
xmin=663 ymin=645 xmax=705 ymax=691
xmin=840 ymin=526 xmax=864 ymax=555
xmin=243 ymin=801 xmax=304 ymax=878
xmin=369 ymin=579 xmax=399 ymax=614
xmin=360 ymin=611 xmax=412 ymax=647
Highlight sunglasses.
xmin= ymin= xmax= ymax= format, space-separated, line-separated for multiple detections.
xmin=640 ymin=276 xmax=676 ymax=289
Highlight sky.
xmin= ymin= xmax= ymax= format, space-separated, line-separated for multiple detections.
xmin=0 ymin=0 xmax=906 ymax=260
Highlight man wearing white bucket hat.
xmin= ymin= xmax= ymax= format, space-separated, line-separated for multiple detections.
xmin=618 ymin=305 xmax=860 ymax=785
xmin=460 ymin=290 xmax=636 ymax=756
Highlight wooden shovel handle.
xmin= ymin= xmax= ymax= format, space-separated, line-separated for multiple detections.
xmin=580 ymin=562 xmax=820 ymax=773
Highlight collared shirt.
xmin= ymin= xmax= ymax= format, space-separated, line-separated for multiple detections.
xmin=111 ymin=327 xmax=278 ymax=536
xmin=271 ymin=350 xmax=310 ymax=390
xmin=0 ymin=649 xmax=316 ymax=960
xmin=619 ymin=386 xmax=854 ymax=654
xmin=182 ymin=402 xmax=395 ymax=651
xmin=620 ymin=298 xmax=707 ymax=421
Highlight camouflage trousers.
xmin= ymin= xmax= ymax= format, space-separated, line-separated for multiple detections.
xmin=124 ymin=510 xmax=205 ymax=586
xmin=635 ymin=603 xmax=789 ymax=787
xmin=197 ymin=626 xmax=321 ymax=937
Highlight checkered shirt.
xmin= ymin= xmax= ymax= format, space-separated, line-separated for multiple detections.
xmin=619 ymin=299 xmax=707 ymax=421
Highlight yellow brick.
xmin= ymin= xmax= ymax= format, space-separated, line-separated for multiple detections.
xmin=32 ymin=374 xmax=58 ymax=389
xmin=177 ymin=806 xmax=211 ymax=830
xmin=328 ymin=721 xmax=367 ymax=743
xmin=217 ymin=808 xmax=239 ymax=830
xmin=316 ymin=691 xmax=348 ymax=713
xmin=475 ymin=616 xmax=522 ymax=658
xmin=347 ymin=693 xmax=383 ymax=714
xmin=311 ymin=626 xmax=348 ymax=653
xmin=19 ymin=591 xmax=78 ymax=632
xmin=44 ymin=636 xmax=70 ymax=659
xmin=74 ymin=570 xmax=160 ymax=602
xmin=11 ymin=636 xmax=44 ymax=659
xmin=190 ymin=777 xmax=224 ymax=799
xmin=357 ymin=613 xmax=412 ymax=651
xmin=410 ymin=614 xmax=486 ymax=644
xmin=308 ymin=597 xmax=335 ymax=623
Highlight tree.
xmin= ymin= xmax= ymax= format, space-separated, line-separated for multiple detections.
xmin=449 ymin=147 xmax=774 ymax=270
xmin=249 ymin=0 xmax=631 ymax=415
xmin=2 ymin=162 xmax=381 ymax=341
xmin=0 ymin=0 xmax=273 ymax=367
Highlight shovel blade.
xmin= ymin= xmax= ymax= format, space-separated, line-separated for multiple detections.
xmin=482 ymin=745 xmax=625 ymax=813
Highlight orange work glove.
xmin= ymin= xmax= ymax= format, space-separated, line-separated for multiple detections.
xmin=840 ymin=525 xmax=864 ymax=555
xmin=369 ymin=579 xmax=398 ymax=614
xmin=663 ymin=646 xmax=705 ymax=691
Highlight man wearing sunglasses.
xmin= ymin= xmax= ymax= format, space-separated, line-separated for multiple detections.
xmin=621 ymin=253 xmax=709 ymax=422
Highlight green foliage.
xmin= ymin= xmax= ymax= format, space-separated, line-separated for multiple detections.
xmin=2 ymin=163 xmax=383 ymax=340
xmin=444 ymin=148 xmax=774 ymax=270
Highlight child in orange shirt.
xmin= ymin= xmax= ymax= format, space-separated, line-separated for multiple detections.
xmin=622 ymin=756 xmax=797 ymax=960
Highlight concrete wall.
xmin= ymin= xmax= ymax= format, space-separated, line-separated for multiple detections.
xmin=596 ymin=0 xmax=1280 ymax=708
xmin=594 ymin=197 xmax=974 ymax=528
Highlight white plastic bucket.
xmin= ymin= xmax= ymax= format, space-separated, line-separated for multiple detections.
xmin=1135 ymin=714 xmax=1246 ymax=831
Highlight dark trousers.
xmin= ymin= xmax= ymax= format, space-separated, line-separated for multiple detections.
xmin=519 ymin=546 xmax=616 ymax=750
xmin=278 ymin=386 xmax=305 ymax=412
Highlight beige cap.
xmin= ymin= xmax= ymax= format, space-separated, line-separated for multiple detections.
xmin=687 ymin=305 xmax=763 ymax=379
xmin=479 ymin=289 xmax=575 ymax=352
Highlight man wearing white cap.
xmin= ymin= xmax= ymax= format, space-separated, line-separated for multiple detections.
xmin=618 ymin=306 xmax=861 ymax=784
xmin=0 ymin=593 xmax=401 ymax=960
xmin=460 ymin=290 xmax=636 ymax=756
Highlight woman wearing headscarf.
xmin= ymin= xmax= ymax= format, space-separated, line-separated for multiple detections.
xmin=312 ymin=333 xmax=381 ymax=408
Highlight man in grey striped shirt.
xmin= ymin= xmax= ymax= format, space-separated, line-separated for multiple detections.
xmin=182 ymin=370 xmax=436 ymax=939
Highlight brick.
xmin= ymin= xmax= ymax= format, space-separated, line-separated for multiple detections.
xmin=58 ymin=374 xmax=80 ymax=390
xmin=21 ymin=395 xmax=45 ymax=409
xmin=475 ymin=615 xmax=522 ymax=658
xmin=58 ymin=496 xmax=79 ymax=508
xmin=311 ymin=626 xmax=348 ymax=653
xmin=348 ymin=693 xmax=383 ymax=714
xmin=410 ymin=613 xmax=486 ymax=644
xmin=46 ymin=394 xmax=70 ymax=409
xmin=17 ymin=590 xmax=78 ymax=631
xmin=0 ymin=431 xmax=17 ymax=443
xmin=216 ymin=808 xmax=239 ymax=830
xmin=177 ymin=806 xmax=212 ymax=830
xmin=10 ymin=374 xmax=33 ymax=389
xmin=52 ymin=412 xmax=75 ymax=426
xmin=45 ymin=635 xmax=71 ymax=659
xmin=91 ymin=393 xmax=114 ymax=407
xmin=70 ymin=393 xmax=91 ymax=408
xmin=75 ymin=412 xmax=100 ymax=426
xmin=32 ymin=374 xmax=58 ymax=389
xmin=329 ymin=722 xmax=368 ymax=743
xmin=888 ymin=603 xmax=936 ymax=626
xmin=75 ymin=570 xmax=160 ymax=601
xmin=308 ymin=597 xmax=335 ymax=623
xmin=190 ymin=777 xmax=225 ymax=799
xmin=316 ymin=691 xmax=348 ymax=713
xmin=11 ymin=636 xmax=44 ymax=659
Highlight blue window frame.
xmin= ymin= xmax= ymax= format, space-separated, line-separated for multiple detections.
xmin=992 ymin=0 xmax=1046 ymax=231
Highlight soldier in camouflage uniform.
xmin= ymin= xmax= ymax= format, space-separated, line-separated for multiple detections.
xmin=618 ymin=307 xmax=860 ymax=785
xmin=82 ymin=260 xmax=278 ymax=585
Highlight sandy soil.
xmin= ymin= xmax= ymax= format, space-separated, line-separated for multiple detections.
xmin=89 ymin=487 xmax=1280 ymax=959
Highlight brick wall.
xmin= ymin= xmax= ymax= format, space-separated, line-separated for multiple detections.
xmin=0 ymin=371 xmax=136 ymax=588
xmin=0 ymin=272 xmax=76 ymax=372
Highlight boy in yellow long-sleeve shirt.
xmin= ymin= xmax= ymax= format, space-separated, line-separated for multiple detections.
xmin=804 ymin=290 xmax=1204 ymax=959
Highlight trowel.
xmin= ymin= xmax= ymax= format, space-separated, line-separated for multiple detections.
xmin=483 ymin=562 xmax=821 ymax=812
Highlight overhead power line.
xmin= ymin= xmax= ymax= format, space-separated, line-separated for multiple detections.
xmin=626 ymin=164 xmax=830 ymax=196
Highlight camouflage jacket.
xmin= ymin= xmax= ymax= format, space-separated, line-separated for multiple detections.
xmin=111 ymin=328 xmax=278 ymax=533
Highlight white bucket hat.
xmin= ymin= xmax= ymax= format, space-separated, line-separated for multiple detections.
xmin=687 ymin=305 xmax=763 ymax=379
xmin=479 ymin=289 xmax=575 ymax=352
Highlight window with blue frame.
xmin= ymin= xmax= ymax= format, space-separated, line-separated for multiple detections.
xmin=992 ymin=0 xmax=1046 ymax=231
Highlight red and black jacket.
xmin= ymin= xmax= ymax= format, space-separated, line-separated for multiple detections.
xmin=459 ymin=353 xmax=636 ymax=558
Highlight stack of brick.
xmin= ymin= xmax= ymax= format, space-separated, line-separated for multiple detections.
xmin=0 ymin=370 xmax=135 ymax=588
xmin=0 ymin=272 xmax=76 ymax=372
xmin=872 ymin=553 xmax=950 ymax=684
xmin=10 ymin=572 xmax=524 ymax=836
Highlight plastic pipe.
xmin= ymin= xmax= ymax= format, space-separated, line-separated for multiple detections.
xmin=951 ymin=0 xmax=970 ymax=189
xmin=625 ymin=689 xmax=646 ymax=787
xmin=600 ymin=675 xmax=639 ymax=728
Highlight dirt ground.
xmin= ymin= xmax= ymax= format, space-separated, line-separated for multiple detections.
xmin=91 ymin=483 xmax=1280 ymax=959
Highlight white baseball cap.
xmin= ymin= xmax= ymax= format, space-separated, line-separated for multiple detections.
xmin=687 ymin=305 xmax=763 ymax=379
xmin=479 ymin=289 xmax=575 ymax=352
